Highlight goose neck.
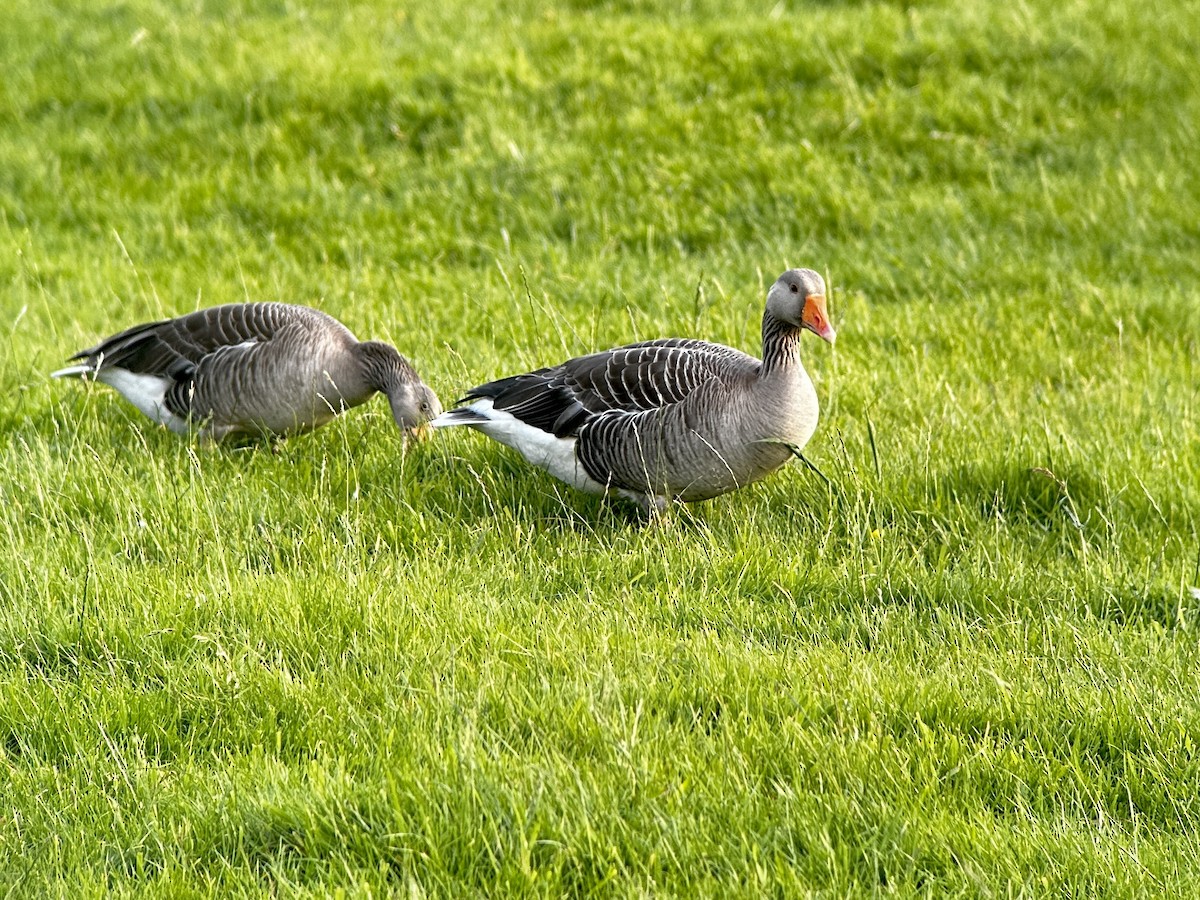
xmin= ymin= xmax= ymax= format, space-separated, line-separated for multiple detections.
xmin=760 ymin=313 xmax=802 ymax=377
xmin=355 ymin=341 xmax=412 ymax=395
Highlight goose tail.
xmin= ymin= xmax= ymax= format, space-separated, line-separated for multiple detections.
xmin=50 ymin=363 xmax=96 ymax=379
xmin=430 ymin=405 xmax=490 ymax=429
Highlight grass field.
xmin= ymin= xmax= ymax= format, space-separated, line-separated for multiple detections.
xmin=2 ymin=0 xmax=1199 ymax=894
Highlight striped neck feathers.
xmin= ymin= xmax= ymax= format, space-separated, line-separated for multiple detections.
xmin=760 ymin=312 xmax=803 ymax=376
xmin=355 ymin=341 xmax=417 ymax=396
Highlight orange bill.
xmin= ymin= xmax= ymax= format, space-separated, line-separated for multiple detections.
xmin=801 ymin=294 xmax=836 ymax=344
xmin=406 ymin=422 xmax=433 ymax=444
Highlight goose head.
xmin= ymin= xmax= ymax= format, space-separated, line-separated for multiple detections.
xmin=387 ymin=378 xmax=443 ymax=442
xmin=765 ymin=268 xmax=836 ymax=343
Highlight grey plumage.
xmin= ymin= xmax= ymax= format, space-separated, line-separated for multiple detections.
xmin=53 ymin=302 xmax=441 ymax=442
xmin=432 ymin=268 xmax=836 ymax=511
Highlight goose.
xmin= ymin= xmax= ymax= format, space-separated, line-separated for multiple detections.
xmin=432 ymin=268 xmax=836 ymax=512
xmin=52 ymin=302 xmax=442 ymax=443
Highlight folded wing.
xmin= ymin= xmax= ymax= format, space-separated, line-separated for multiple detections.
xmin=459 ymin=338 xmax=758 ymax=437
xmin=65 ymin=304 xmax=329 ymax=379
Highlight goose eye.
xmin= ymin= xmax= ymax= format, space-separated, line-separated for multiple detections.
xmin=420 ymin=402 xmax=430 ymax=412
xmin=789 ymin=283 xmax=800 ymax=294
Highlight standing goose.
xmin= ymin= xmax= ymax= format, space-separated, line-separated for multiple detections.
xmin=53 ymin=302 xmax=442 ymax=443
xmin=432 ymin=268 xmax=836 ymax=512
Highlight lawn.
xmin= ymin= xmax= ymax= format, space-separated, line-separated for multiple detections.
xmin=1 ymin=0 xmax=1198 ymax=895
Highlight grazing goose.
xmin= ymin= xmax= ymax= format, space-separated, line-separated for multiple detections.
xmin=52 ymin=302 xmax=442 ymax=443
xmin=432 ymin=268 xmax=836 ymax=512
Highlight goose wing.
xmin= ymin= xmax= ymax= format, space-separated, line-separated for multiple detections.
xmin=159 ymin=316 xmax=344 ymax=423
xmin=573 ymin=374 xmax=744 ymax=498
xmin=66 ymin=303 xmax=340 ymax=378
xmin=461 ymin=338 xmax=758 ymax=437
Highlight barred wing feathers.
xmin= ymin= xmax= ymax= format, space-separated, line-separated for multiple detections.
xmin=65 ymin=303 xmax=347 ymax=381
xmin=462 ymin=339 xmax=759 ymax=438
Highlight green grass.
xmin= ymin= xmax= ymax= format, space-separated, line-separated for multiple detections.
xmin=2 ymin=0 xmax=1199 ymax=894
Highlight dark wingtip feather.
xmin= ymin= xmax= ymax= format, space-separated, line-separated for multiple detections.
xmin=461 ymin=375 xmax=524 ymax=401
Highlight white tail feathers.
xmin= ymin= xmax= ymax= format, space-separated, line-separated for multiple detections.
xmin=50 ymin=364 xmax=95 ymax=379
xmin=429 ymin=409 xmax=487 ymax=428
